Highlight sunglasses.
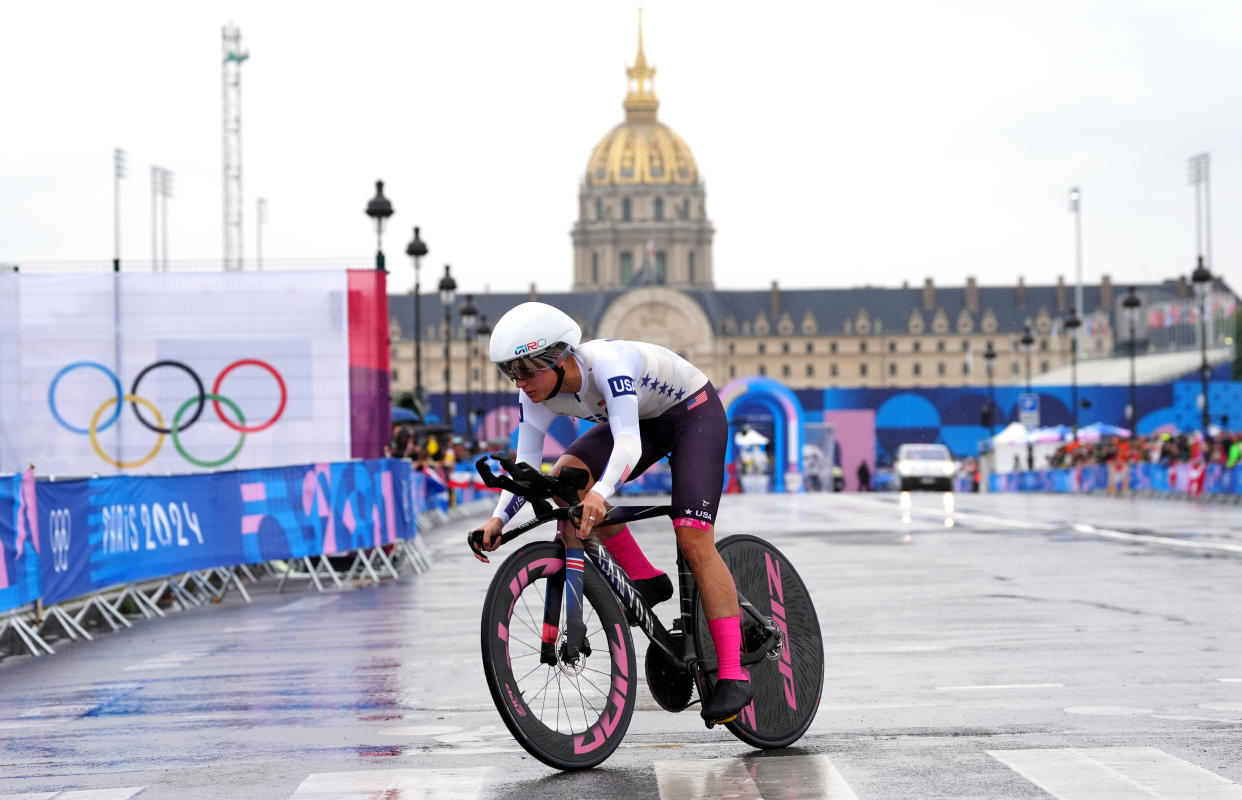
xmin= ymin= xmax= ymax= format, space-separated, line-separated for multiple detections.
xmin=498 ymin=353 xmax=560 ymax=381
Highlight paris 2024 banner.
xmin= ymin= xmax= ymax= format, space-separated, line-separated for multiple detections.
xmin=0 ymin=270 xmax=391 ymax=475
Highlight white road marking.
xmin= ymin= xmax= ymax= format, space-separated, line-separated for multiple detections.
xmin=989 ymin=747 xmax=1242 ymax=799
xmin=288 ymin=768 xmax=487 ymax=799
xmin=1217 ymin=678 xmax=1242 ymax=683
xmin=1070 ymin=523 xmax=1242 ymax=556
xmin=936 ymin=683 xmax=1064 ymax=691
xmin=926 ymin=505 xmax=1242 ymax=557
xmin=0 ymin=789 xmax=145 ymax=800
xmin=222 ymin=620 xmax=278 ymax=633
xmin=1064 ymin=705 xmax=1153 ymax=716
xmin=274 ymin=596 xmax=341 ymax=613
xmin=1199 ymin=702 xmax=1242 ymax=712
xmin=123 ymin=646 xmax=215 ymax=671
xmin=654 ymin=755 xmax=859 ymax=800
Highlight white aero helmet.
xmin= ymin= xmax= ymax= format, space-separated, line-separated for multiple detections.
xmin=489 ymin=301 xmax=582 ymax=380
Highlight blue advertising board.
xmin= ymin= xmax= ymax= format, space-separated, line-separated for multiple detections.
xmin=1 ymin=458 xmax=416 ymax=612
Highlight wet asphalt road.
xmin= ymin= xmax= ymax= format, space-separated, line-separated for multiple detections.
xmin=1 ymin=491 xmax=1240 ymax=799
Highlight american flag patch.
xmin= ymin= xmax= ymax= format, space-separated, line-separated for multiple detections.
xmin=686 ymin=390 xmax=709 ymax=410
xmin=565 ymin=557 xmax=585 ymax=572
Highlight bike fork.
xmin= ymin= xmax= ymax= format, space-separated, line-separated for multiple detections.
xmin=546 ymin=521 xmax=588 ymax=664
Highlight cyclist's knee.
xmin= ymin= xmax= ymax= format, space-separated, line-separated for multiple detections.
xmin=551 ymin=453 xmax=597 ymax=506
xmin=674 ymin=525 xmax=716 ymax=560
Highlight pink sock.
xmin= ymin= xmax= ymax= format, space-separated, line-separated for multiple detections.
xmin=708 ymin=615 xmax=748 ymax=681
xmin=603 ymin=527 xmax=664 ymax=580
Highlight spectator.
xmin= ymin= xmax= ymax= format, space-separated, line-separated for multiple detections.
xmin=856 ymin=459 xmax=871 ymax=492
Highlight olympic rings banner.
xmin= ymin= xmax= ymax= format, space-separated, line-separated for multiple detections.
xmin=0 ymin=270 xmax=389 ymax=476
xmin=0 ymin=458 xmax=414 ymax=612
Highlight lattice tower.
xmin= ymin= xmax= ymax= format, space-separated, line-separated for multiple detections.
xmin=222 ymin=24 xmax=249 ymax=270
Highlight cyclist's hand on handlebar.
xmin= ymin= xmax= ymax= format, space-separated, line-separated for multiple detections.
xmin=471 ymin=517 xmax=505 ymax=563
xmin=573 ymin=491 xmax=609 ymax=541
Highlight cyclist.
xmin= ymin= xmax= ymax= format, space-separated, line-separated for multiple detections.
xmin=476 ymin=301 xmax=753 ymax=724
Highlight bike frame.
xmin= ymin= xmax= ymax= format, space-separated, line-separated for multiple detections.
xmin=468 ymin=455 xmax=781 ymax=678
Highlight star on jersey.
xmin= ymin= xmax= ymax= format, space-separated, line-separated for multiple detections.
xmin=640 ymin=374 xmax=652 ymax=388
xmin=674 ymin=388 xmax=685 ymax=401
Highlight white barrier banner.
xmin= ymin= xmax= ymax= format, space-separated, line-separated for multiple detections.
xmin=0 ymin=271 xmax=350 ymax=475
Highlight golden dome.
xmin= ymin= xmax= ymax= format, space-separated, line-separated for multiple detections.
xmin=584 ymin=17 xmax=699 ymax=187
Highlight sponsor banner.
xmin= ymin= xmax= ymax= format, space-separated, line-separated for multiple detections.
xmin=0 ymin=459 xmax=414 ymax=611
xmin=1 ymin=271 xmax=352 ymax=475
xmin=348 ymin=270 xmax=391 ymax=460
xmin=0 ymin=471 xmax=42 ymax=612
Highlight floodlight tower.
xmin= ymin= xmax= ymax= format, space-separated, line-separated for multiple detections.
xmin=222 ymin=23 xmax=249 ymax=270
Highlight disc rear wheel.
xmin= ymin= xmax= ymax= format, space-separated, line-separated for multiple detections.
xmin=693 ymin=534 xmax=824 ymax=749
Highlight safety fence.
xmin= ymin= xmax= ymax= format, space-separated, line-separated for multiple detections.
xmin=0 ymin=458 xmax=483 ymax=659
xmin=989 ymin=461 xmax=1242 ymax=500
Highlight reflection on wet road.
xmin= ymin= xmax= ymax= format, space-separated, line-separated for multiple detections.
xmin=2 ymin=492 xmax=1241 ymax=798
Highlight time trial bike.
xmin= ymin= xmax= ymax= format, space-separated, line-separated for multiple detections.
xmin=467 ymin=454 xmax=824 ymax=770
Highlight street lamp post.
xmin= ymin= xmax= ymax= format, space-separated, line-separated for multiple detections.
xmin=1123 ymin=286 xmax=1142 ymax=433
xmin=1065 ymin=308 xmax=1082 ymax=441
xmin=460 ymin=294 xmax=479 ymax=446
xmin=983 ymin=341 xmax=997 ymax=437
xmin=1021 ymin=325 xmax=1035 ymax=470
xmin=1069 ymin=187 xmax=1084 ymax=355
xmin=476 ymin=314 xmax=491 ymax=441
xmin=1192 ymin=255 xmax=1213 ymax=432
xmin=405 ymin=226 xmax=428 ymax=409
xmin=365 ymin=180 xmax=393 ymax=272
xmin=438 ymin=264 xmax=457 ymax=432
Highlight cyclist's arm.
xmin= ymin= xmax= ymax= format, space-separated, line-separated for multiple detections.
xmin=586 ymin=346 xmax=643 ymax=504
xmin=490 ymin=393 xmax=556 ymax=525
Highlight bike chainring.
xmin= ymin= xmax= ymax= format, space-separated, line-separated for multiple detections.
xmin=645 ymin=634 xmax=695 ymax=712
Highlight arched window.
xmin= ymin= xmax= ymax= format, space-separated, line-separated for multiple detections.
xmin=654 ymin=197 xmax=664 ymax=221
xmin=622 ymin=198 xmax=632 ymax=221
xmin=591 ymin=252 xmax=599 ymax=284
xmin=595 ymin=198 xmax=604 ymax=221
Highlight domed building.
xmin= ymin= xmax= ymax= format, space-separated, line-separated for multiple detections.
xmin=571 ymin=27 xmax=715 ymax=290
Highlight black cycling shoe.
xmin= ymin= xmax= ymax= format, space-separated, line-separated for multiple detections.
xmin=624 ymin=573 xmax=673 ymax=626
xmin=700 ymin=678 xmax=754 ymax=724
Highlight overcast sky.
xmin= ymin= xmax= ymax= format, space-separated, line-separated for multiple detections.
xmin=4 ymin=1 xmax=1242 ymax=298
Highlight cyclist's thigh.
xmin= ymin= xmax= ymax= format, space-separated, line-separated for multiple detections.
xmin=562 ymin=419 xmax=672 ymax=487
xmin=667 ymin=387 xmax=727 ymax=529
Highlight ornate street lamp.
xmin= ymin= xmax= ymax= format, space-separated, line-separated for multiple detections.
xmin=983 ymin=341 xmax=997 ymax=436
xmin=1020 ymin=325 xmax=1034 ymax=393
xmin=1123 ymin=286 xmax=1142 ymax=432
xmin=1192 ymin=255 xmax=1213 ymax=432
xmin=1064 ymin=307 xmax=1082 ymax=441
xmin=476 ymin=314 xmax=492 ymax=441
xmin=460 ymin=294 xmax=479 ymax=444
xmin=364 ymin=180 xmax=393 ymax=272
xmin=438 ymin=264 xmax=457 ymax=431
xmin=1020 ymin=324 xmax=1035 ymax=469
xmin=405 ymin=226 xmax=428 ymax=408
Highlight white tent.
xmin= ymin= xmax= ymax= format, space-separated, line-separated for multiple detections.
xmin=992 ymin=421 xmax=1028 ymax=446
xmin=734 ymin=428 xmax=770 ymax=447
xmin=990 ymin=423 xmax=1066 ymax=474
